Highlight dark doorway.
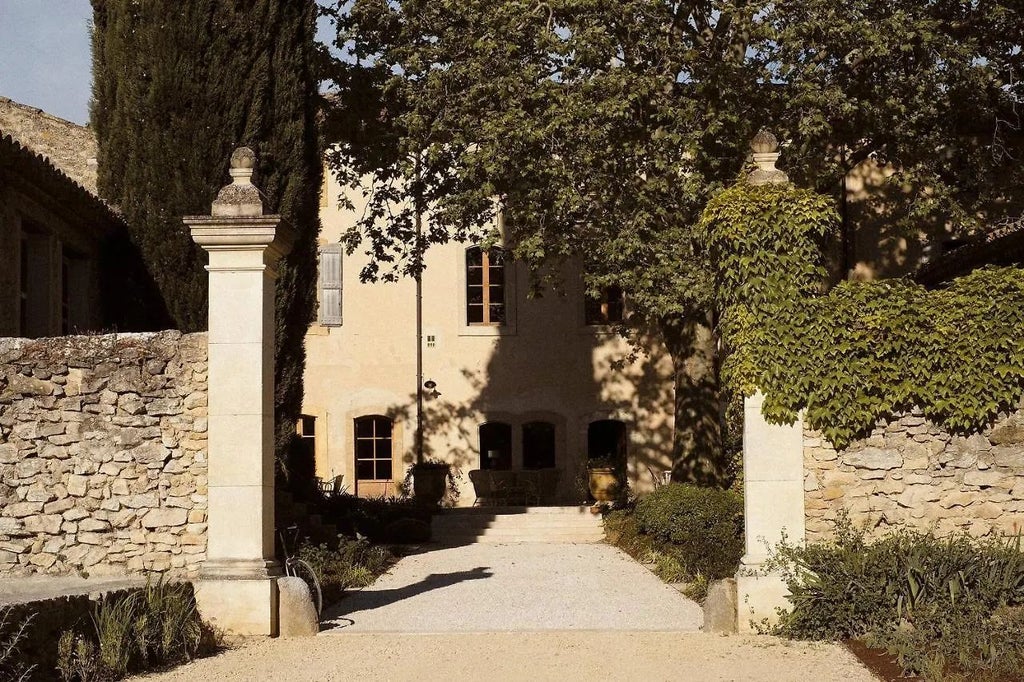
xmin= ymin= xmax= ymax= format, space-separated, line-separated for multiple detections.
xmin=522 ymin=421 xmax=556 ymax=469
xmin=587 ymin=419 xmax=627 ymax=465
xmin=479 ymin=422 xmax=512 ymax=470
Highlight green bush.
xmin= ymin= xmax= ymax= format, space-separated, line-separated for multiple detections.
xmin=57 ymin=581 xmax=218 ymax=682
xmin=0 ymin=606 xmax=33 ymax=681
xmin=633 ymin=483 xmax=744 ymax=580
xmin=771 ymin=521 xmax=1024 ymax=680
xmin=298 ymin=538 xmax=394 ymax=606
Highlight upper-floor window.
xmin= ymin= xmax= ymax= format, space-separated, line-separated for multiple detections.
xmin=318 ymin=244 xmax=343 ymax=326
xmin=466 ymin=246 xmax=506 ymax=326
xmin=585 ymin=285 xmax=624 ymax=325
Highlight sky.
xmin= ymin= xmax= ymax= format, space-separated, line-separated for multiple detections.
xmin=0 ymin=0 xmax=94 ymax=124
xmin=0 ymin=1 xmax=340 ymax=126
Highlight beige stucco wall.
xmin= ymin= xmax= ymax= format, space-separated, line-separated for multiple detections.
xmin=302 ymin=171 xmax=676 ymax=505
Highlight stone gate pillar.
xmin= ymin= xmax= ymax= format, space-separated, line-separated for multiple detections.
xmin=734 ymin=132 xmax=806 ymax=631
xmin=184 ymin=147 xmax=294 ymax=635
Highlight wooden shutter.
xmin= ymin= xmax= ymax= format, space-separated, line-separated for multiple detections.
xmin=319 ymin=244 xmax=343 ymax=326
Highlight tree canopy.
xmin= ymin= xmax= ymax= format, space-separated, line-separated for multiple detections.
xmin=92 ymin=0 xmax=322 ymax=459
xmin=322 ymin=0 xmax=1023 ymax=308
xmin=319 ymin=0 xmax=1023 ymax=481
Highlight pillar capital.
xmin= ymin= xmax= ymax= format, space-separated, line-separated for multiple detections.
xmin=184 ymin=147 xmax=295 ymax=273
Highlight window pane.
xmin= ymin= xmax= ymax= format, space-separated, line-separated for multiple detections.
xmin=488 ymin=266 xmax=503 ymax=285
xmin=376 ymin=460 xmax=393 ymax=481
xmin=467 ymin=286 xmax=483 ymax=304
xmin=467 ymin=305 xmax=484 ymax=324
xmin=357 ymin=460 xmax=375 ymax=480
xmin=466 ymin=248 xmax=483 ymax=267
xmin=488 ymin=284 xmax=504 ymax=304
xmin=467 ymin=266 xmax=483 ymax=285
xmin=489 ymin=304 xmax=505 ymax=324
xmin=356 ymin=439 xmax=374 ymax=460
xmin=375 ymin=438 xmax=391 ymax=459
xmin=488 ymin=249 xmax=504 ymax=266
xmin=356 ymin=419 xmax=374 ymax=438
xmin=375 ymin=418 xmax=392 ymax=437
xmin=606 ymin=299 xmax=624 ymax=322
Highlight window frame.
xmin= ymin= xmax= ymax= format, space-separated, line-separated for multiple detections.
xmin=465 ymin=246 xmax=507 ymax=326
xmin=458 ymin=244 xmax=517 ymax=336
xmin=353 ymin=415 xmax=394 ymax=482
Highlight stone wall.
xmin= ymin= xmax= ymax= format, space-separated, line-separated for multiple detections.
xmin=804 ymin=409 xmax=1024 ymax=541
xmin=0 ymin=332 xmax=208 ymax=577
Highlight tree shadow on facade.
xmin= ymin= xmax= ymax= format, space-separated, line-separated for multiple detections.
xmin=376 ymin=259 xmax=684 ymax=505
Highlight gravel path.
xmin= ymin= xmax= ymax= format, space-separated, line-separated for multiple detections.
xmin=128 ymin=632 xmax=877 ymax=681
xmin=126 ymin=543 xmax=875 ymax=681
xmin=322 ymin=543 xmax=704 ymax=632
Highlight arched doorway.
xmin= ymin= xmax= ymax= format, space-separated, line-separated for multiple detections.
xmin=587 ymin=419 xmax=627 ymax=466
xmin=479 ymin=421 xmax=512 ymax=470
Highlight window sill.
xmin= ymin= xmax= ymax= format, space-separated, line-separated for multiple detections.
xmin=458 ymin=324 xmax=517 ymax=337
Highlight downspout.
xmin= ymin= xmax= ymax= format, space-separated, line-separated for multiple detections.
xmin=415 ymin=155 xmax=424 ymax=465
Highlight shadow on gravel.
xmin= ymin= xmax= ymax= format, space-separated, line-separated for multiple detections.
xmin=320 ymin=567 xmax=493 ymax=630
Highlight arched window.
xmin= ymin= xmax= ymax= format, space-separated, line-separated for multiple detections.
xmin=466 ymin=246 xmax=506 ymax=325
xmin=587 ymin=419 xmax=627 ymax=465
xmin=479 ymin=421 xmax=512 ymax=470
xmin=522 ymin=421 xmax=556 ymax=470
xmin=354 ymin=416 xmax=393 ymax=481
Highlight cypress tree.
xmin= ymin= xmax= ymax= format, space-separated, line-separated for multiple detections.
xmin=91 ymin=0 xmax=322 ymax=461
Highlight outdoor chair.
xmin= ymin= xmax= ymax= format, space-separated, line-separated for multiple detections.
xmin=468 ymin=469 xmax=494 ymax=506
xmin=318 ymin=474 xmax=345 ymax=498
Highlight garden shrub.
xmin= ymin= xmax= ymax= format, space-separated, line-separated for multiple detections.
xmin=317 ymin=494 xmax=433 ymax=542
xmin=771 ymin=520 xmax=1024 ymax=680
xmin=298 ymin=537 xmax=394 ymax=606
xmin=0 ymin=606 xmax=33 ymax=681
xmin=633 ymin=483 xmax=744 ymax=580
xmin=56 ymin=581 xmax=217 ymax=682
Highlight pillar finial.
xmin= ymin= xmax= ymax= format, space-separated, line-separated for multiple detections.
xmin=212 ymin=146 xmax=264 ymax=217
xmin=747 ymin=130 xmax=789 ymax=186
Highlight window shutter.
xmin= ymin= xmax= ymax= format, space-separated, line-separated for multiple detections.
xmin=319 ymin=244 xmax=343 ymax=326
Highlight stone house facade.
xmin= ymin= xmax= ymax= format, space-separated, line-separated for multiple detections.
xmin=302 ymin=172 xmax=678 ymax=503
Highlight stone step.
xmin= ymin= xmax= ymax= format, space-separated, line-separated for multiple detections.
xmin=432 ymin=519 xmax=603 ymax=532
xmin=437 ymin=505 xmax=597 ymax=516
xmin=431 ymin=506 xmax=605 ymax=544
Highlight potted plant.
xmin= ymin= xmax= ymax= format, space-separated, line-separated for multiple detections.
xmin=586 ymin=456 xmax=621 ymax=502
xmin=411 ymin=459 xmax=452 ymax=506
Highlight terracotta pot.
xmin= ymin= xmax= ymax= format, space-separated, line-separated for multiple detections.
xmin=588 ymin=467 xmax=620 ymax=502
xmin=413 ymin=466 xmax=447 ymax=505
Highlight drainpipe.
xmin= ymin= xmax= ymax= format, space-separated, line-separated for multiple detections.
xmin=415 ymin=154 xmax=424 ymax=465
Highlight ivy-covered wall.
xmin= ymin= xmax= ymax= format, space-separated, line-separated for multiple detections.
xmin=805 ymin=409 xmax=1024 ymax=541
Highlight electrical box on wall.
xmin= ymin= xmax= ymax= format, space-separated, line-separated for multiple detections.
xmin=424 ymin=328 xmax=440 ymax=349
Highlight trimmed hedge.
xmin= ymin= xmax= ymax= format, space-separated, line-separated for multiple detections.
xmin=634 ymin=483 xmax=744 ymax=580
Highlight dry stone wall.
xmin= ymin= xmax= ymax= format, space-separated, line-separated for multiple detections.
xmin=804 ymin=409 xmax=1024 ymax=541
xmin=0 ymin=332 xmax=207 ymax=577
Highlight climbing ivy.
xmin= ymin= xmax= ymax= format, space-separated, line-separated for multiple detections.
xmin=698 ymin=184 xmax=1024 ymax=449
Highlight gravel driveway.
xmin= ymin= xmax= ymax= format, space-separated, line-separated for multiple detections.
xmin=322 ymin=543 xmax=704 ymax=632
xmin=128 ymin=543 xmax=876 ymax=681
